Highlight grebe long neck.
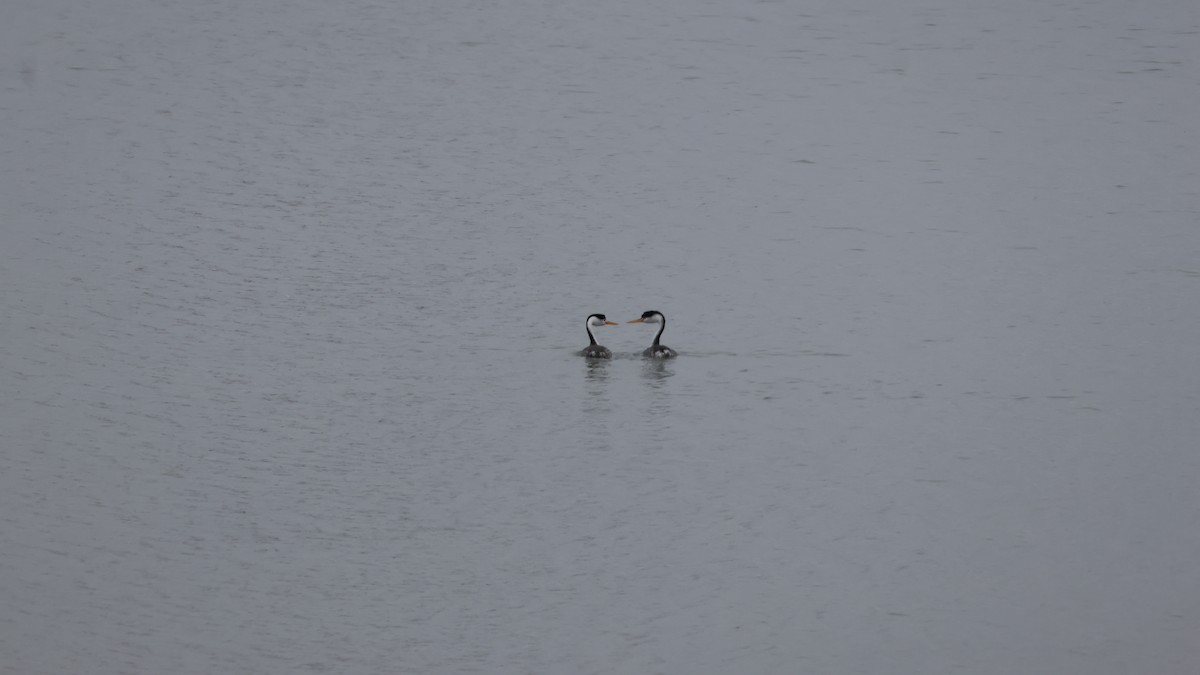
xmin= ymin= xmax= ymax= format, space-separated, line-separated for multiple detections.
xmin=586 ymin=316 xmax=598 ymax=345
xmin=653 ymin=314 xmax=665 ymax=346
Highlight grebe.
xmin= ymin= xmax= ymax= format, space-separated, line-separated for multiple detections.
xmin=628 ymin=310 xmax=677 ymax=358
xmin=581 ymin=313 xmax=618 ymax=358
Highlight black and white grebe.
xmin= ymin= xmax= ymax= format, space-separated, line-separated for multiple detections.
xmin=580 ymin=313 xmax=618 ymax=358
xmin=627 ymin=310 xmax=677 ymax=358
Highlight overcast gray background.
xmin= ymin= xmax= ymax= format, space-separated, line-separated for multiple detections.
xmin=3 ymin=0 xmax=1198 ymax=673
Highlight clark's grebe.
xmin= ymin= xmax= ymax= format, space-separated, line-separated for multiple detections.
xmin=581 ymin=313 xmax=618 ymax=358
xmin=628 ymin=310 xmax=677 ymax=358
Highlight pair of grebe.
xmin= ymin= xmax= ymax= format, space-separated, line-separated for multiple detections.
xmin=581 ymin=311 xmax=678 ymax=359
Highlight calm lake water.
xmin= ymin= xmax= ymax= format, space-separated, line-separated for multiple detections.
xmin=3 ymin=0 xmax=1198 ymax=673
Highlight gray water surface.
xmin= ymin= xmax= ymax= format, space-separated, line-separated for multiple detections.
xmin=3 ymin=0 xmax=1199 ymax=673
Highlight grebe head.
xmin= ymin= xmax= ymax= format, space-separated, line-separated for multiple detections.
xmin=627 ymin=310 xmax=664 ymax=325
xmin=587 ymin=313 xmax=618 ymax=328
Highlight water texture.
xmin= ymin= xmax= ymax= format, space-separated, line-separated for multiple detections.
xmin=2 ymin=0 xmax=1198 ymax=673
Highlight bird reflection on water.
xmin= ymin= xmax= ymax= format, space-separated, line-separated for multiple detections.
xmin=582 ymin=358 xmax=612 ymax=416
xmin=640 ymin=358 xmax=673 ymax=387
xmin=638 ymin=358 xmax=675 ymax=425
xmin=578 ymin=354 xmax=675 ymax=421
xmin=584 ymin=358 xmax=611 ymax=382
